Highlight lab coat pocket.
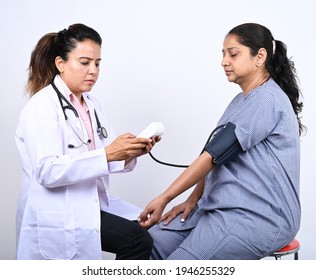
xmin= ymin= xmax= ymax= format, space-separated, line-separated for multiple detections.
xmin=37 ymin=210 xmax=77 ymax=260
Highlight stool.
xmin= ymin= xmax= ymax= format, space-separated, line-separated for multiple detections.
xmin=270 ymin=239 xmax=300 ymax=260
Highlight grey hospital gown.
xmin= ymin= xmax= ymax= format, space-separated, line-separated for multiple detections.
xmin=149 ymin=78 xmax=301 ymax=259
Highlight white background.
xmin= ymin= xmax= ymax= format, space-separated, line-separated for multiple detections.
xmin=0 ymin=0 xmax=315 ymax=260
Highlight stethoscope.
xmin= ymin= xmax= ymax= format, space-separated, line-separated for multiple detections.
xmin=51 ymin=81 xmax=108 ymax=149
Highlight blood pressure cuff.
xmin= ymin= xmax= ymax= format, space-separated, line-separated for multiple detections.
xmin=204 ymin=122 xmax=242 ymax=166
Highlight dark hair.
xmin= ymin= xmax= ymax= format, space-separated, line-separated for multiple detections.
xmin=227 ymin=23 xmax=305 ymax=135
xmin=26 ymin=23 xmax=102 ymax=96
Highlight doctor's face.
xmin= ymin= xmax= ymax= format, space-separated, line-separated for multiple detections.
xmin=56 ymin=39 xmax=101 ymax=97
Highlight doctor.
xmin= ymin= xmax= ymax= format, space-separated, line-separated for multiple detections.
xmin=15 ymin=23 xmax=159 ymax=260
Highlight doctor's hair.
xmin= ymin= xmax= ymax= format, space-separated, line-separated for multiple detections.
xmin=26 ymin=23 xmax=102 ymax=96
xmin=227 ymin=23 xmax=305 ymax=135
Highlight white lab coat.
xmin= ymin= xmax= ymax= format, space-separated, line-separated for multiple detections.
xmin=15 ymin=76 xmax=141 ymax=259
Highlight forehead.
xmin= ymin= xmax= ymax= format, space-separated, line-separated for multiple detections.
xmin=223 ymin=34 xmax=243 ymax=49
xmin=69 ymin=39 xmax=101 ymax=58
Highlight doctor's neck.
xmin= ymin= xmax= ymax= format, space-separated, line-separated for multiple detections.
xmin=71 ymin=93 xmax=85 ymax=105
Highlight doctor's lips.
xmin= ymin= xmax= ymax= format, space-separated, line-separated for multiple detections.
xmin=84 ymin=79 xmax=96 ymax=85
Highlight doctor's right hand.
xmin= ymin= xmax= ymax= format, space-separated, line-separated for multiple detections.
xmin=105 ymin=133 xmax=152 ymax=162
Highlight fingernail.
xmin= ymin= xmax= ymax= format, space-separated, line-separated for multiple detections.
xmin=180 ymin=218 xmax=185 ymax=223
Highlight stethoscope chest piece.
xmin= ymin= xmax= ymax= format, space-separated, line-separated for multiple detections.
xmin=99 ymin=126 xmax=108 ymax=139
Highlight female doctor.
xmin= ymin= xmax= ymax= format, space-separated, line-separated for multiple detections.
xmin=15 ymin=23 xmax=159 ymax=260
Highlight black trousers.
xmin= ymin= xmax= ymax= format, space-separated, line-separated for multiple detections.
xmin=100 ymin=211 xmax=153 ymax=260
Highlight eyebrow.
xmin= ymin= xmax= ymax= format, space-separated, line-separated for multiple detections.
xmin=222 ymin=47 xmax=240 ymax=53
xmin=79 ymin=57 xmax=102 ymax=61
xmin=226 ymin=47 xmax=240 ymax=51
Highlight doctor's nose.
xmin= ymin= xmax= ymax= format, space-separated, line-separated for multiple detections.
xmin=88 ymin=64 xmax=99 ymax=75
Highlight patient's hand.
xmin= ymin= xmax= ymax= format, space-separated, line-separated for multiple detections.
xmin=137 ymin=196 xmax=167 ymax=228
xmin=160 ymin=199 xmax=197 ymax=226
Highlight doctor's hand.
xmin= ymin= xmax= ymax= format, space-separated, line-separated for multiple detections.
xmin=137 ymin=195 xmax=168 ymax=229
xmin=142 ymin=135 xmax=161 ymax=155
xmin=105 ymin=133 xmax=152 ymax=162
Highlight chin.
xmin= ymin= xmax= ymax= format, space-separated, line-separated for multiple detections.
xmin=83 ymin=86 xmax=94 ymax=92
xmin=227 ymin=77 xmax=236 ymax=83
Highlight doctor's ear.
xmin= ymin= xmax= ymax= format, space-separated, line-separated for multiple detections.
xmin=55 ymin=56 xmax=65 ymax=73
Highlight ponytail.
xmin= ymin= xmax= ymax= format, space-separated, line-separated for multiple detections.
xmin=26 ymin=33 xmax=59 ymax=96
xmin=268 ymin=40 xmax=305 ymax=135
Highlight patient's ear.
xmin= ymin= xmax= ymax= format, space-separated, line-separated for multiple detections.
xmin=256 ymin=48 xmax=267 ymax=67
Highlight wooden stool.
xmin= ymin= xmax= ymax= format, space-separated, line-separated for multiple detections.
xmin=270 ymin=239 xmax=300 ymax=260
